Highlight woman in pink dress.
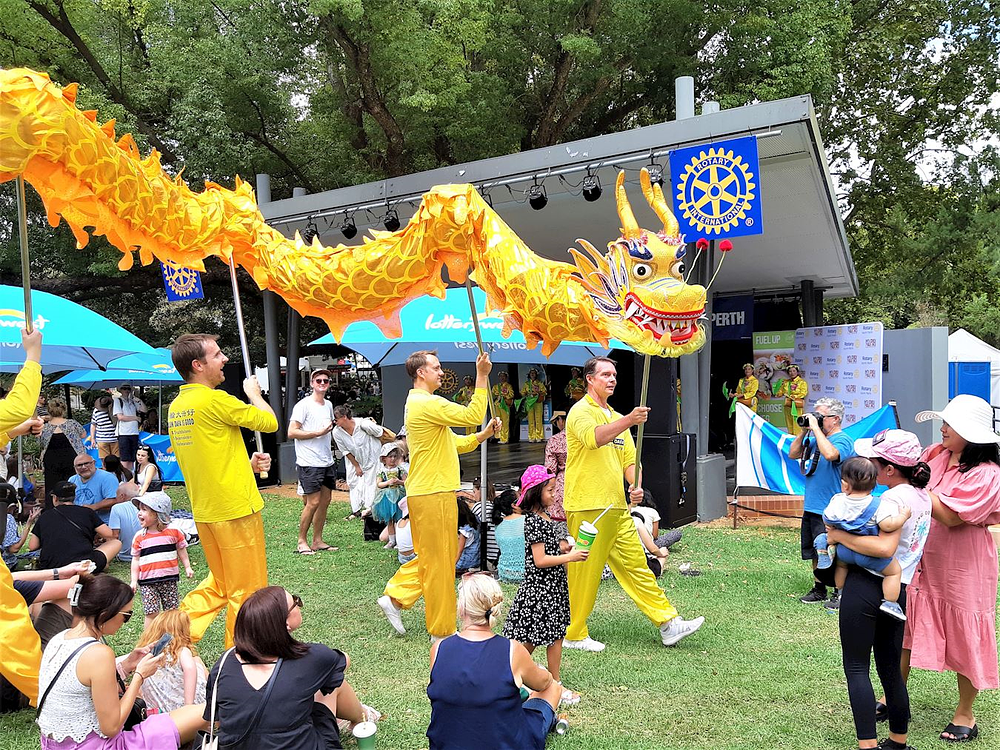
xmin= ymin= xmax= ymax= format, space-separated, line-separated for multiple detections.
xmin=542 ymin=412 xmax=567 ymax=526
xmin=903 ymin=395 xmax=1000 ymax=743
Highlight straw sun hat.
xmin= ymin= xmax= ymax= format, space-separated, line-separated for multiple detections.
xmin=914 ymin=394 xmax=1000 ymax=446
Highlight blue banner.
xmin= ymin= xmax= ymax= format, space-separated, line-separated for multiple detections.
xmin=161 ymin=262 xmax=204 ymax=301
xmin=87 ymin=430 xmax=184 ymax=483
xmin=670 ymin=135 xmax=763 ymax=239
xmin=735 ymin=404 xmax=898 ymax=495
xmin=711 ymin=295 xmax=754 ymax=340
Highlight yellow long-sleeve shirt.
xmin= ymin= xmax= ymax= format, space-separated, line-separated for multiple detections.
xmin=0 ymin=361 xmax=41 ymax=448
xmin=168 ymin=383 xmax=279 ymax=523
xmin=404 ymin=387 xmax=486 ymax=496
xmin=563 ymin=394 xmax=637 ymax=512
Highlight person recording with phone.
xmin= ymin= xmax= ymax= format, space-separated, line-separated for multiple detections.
xmin=789 ymin=397 xmax=855 ymax=608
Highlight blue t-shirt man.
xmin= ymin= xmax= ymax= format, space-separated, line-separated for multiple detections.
xmin=70 ymin=468 xmax=120 ymax=524
xmin=789 ymin=398 xmax=855 ymax=605
xmin=108 ymin=500 xmax=142 ymax=562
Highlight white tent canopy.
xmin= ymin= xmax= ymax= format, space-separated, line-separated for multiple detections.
xmin=948 ymin=328 xmax=1000 ymax=406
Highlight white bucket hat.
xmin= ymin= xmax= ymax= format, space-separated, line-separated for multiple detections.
xmin=914 ymin=394 xmax=1000 ymax=445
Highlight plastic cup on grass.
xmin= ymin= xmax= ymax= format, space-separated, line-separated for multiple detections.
xmin=353 ymin=721 xmax=377 ymax=749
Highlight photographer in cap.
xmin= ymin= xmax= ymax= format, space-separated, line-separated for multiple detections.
xmin=789 ymin=397 xmax=855 ymax=608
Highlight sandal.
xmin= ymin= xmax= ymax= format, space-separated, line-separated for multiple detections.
xmin=293 ymin=548 xmax=316 ymax=555
xmin=312 ymin=545 xmax=337 ymax=552
xmin=941 ymin=723 xmax=978 ymax=743
xmin=559 ymin=687 xmax=581 ymax=706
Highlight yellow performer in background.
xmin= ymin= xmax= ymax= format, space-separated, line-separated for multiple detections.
xmin=563 ymin=356 xmax=704 ymax=652
xmin=168 ymin=333 xmax=278 ymax=648
xmin=781 ymin=364 xmax=808 ymax=434
xmin=492 ymin=372 xmax=515 ymax=444
xmin=0 ymin=329 xmax=44 ymax=705
xmin=737 ymin=363 xmax=760 ymax=412
xmin=378 ymin=350 xmax=498 ymax=638
xmin=521 ymin=368 xmax=548 ymax=442
xmin=565 ymin=367 xmax=585 ymax=403
xmin=453 ymin=375 xmax=476 ymax=435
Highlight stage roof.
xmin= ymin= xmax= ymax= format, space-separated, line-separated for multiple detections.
xmin=261 ymin=94 xmax=856 ymax=299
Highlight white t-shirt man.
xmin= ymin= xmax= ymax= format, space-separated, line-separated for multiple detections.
xmin=113 ymin=395 xmax=142 ymax=436
xmin=290 ymin=397 xmax=335 ymax=467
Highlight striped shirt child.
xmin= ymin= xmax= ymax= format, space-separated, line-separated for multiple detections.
xmin=132 ymin=527 xmax=187 ymax=583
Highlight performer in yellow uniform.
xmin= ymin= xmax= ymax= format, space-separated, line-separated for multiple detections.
xmin=491 ymin=371 xmax=515 ymax=444
xmin=736 ymin=363 xmax=760 ymax=412
xmin=453 ymin=375 xmax=476 ymax=435
xmin=782 ymin=364 xmax=808 ymax=434
xmin=521 ymin=368 xmax=548 ymax=442
xmin=378 ymin=350 xmax=498 ymax=638
xmin=565 ymin=367 xmax=585 ymax=404
xmin=0 ymin=328 xmax=44 ymax=705
xmin=168 ymin=333 xmax=278 ymax=648
xmin=563 ymin=356 xmax=704 ymax=651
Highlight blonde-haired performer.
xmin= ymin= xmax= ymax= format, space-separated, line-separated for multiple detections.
xmin=426 ymin=574 xmax=563 ymax=748
xmin=0 ymin=328 xmax=45 ymax=704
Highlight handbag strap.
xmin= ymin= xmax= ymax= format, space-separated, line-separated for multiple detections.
xmin=223 ymin=658 xmax=283 ymax=747
xmin=36 ymin=639 xmax=97 ymax=719
xmin=54 ymin=505 xmax=89 ymax=536
xmin=205 ymin=648 xmax=234 ymax=744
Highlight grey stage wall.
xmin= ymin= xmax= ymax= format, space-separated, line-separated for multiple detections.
xmin=882 ymin=327 xmax=949 ymax=446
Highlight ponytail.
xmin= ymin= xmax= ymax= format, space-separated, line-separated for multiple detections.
xmin=886 ymin=460 xmax=931 ymax=489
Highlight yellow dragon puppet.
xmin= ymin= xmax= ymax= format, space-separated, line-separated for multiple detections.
xmin=0 ymin=68 xmax=708 ymax=358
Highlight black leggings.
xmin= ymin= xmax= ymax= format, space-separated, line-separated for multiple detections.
xmin=839 ymin=566 xmax=909 ymax=741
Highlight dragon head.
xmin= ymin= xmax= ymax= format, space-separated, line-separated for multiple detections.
xmin=570 ymin=169 xmax=708 ymax=357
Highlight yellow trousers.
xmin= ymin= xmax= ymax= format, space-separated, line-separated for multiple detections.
xmin=527 ymin=404 xmax=545 ymax=441
xmin=496 ymin=409 xmax=510 ymax=443
xmin=383 ymin=491 xmax=458 ymax=636
xmin=1 ymin=564 xmax=41 ymax=705
xmin=566 ymin=508 xmax=677 ymax=640
xmin=182 ymin=512 xmax=268 ymax=649
xmin=783 ymin=399 xmax=803 ymax=434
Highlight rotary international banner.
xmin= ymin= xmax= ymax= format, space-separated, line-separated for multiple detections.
xmin=752 ymin=330 xmax=796 ymax=429
xmin=794 ymin=323 xmax=884 ymax=425
xmin=670 ymin=135 xmax=763 ymax=239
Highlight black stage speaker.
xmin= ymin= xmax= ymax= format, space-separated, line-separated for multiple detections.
xmin=218 ymin=362 xmax=280 ymax=487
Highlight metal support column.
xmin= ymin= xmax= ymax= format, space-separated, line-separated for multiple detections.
xmin=284 ymin=309 xmax=301 ymax=426
xmin=257 ymin=173 xmax=286 ymax=440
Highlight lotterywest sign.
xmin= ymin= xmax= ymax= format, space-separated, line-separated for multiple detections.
xmin=711 ymin=295 xmax=753 ymax=340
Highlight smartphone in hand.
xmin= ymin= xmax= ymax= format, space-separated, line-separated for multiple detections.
xmin=150 ymin=633 xmax=173 ymax=656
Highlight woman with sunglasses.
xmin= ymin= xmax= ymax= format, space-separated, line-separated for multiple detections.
xmin=205 ymin=586 xmax=378 ymax=749
xmin=37 ymin=574 xmax=206 ymax=749
xmin=131 ymin=445 xmax=161 ymax=497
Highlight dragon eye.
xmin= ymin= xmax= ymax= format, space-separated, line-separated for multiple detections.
xmin=632 ymin=263 xmax=652 ymax=281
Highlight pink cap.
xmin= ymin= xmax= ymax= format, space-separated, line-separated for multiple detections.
xmin=854 ymin=429 xmax=923 ymax=467
xmin=517 ymin=465 xmax=555 ymax=506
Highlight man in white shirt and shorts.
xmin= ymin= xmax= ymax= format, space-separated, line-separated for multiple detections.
xmin=288 ymin=370 xmax=337 ymax=554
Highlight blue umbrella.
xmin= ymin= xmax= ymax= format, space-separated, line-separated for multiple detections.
xmin=310 ymin=287 xmax=623 ymax=366
xmin=52 ymin=366 xmax=182 ymax=389
xmin=106 ymin=347 xmax=176 ymax=374
xmin=0 ymin=286 xmax=155 ymax=373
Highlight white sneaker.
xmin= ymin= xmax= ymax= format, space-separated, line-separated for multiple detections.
xmin=562 ymin=637 xmax=605 ymax=652
xmin=383 ymin=540 xmax=397 ymax=549
xmin=377 ymin=595 xmax=405 ymax=635
xmin=659 ymin=615 xmax=705 ymax=646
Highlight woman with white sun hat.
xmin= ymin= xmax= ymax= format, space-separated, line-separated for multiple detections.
xmin=889 ymin=394 xmax=1000 ymax=743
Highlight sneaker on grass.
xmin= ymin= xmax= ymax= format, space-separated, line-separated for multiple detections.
xmin=879 ymin=600 xmax=906 ymax=621
xmin=799 ymin=584 xmax=828 ymax=604
xmin=377 ymin=595 xmax=405 ymax=635
xmin=563 ymin=636 xmax=605 ymax=652
xmin=659 ymin=615 xmax=705 ymax=647
xmin=825 ymin=589 xmax=841 ymax=611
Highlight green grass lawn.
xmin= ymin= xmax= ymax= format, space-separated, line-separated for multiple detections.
xmin=3 ymin=488 xmax=998 ymax=750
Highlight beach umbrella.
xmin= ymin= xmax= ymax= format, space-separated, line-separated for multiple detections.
xmin=309 ymin=286 xmax=623 ymax=366
xmin=0 ymin=286 xmax=155 ymax=373
xmin=52 ymin=366 xmax=182 ymax=389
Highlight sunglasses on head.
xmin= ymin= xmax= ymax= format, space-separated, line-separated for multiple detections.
xmin=289 ymin=594 xmax=303 ymax=612
xmin=119 ymin=610 xmax=133 ymax=624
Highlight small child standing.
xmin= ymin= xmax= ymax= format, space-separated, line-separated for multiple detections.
xmin=502 ymin=465 xmax=589 ymax=705
xmin=130 ymin=491 xmax=193 ymax=628
xmin=814 ymin=456 xmax=912 ymax=621
xmin=374 ymin=444 xmax=407 ymax=549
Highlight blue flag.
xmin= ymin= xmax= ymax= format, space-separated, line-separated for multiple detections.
xmin=736 ymin=404 xmax=899 ymax=495
xmin=161 ymin=262 xmax=204 ymax=301
xmin=670 ymin=135 xmax=763 ymax=239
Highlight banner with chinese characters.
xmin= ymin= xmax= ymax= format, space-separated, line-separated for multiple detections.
xmin=752 ymin=330 xmax=797 ymax=429
xmin=795 ymin=323 xmax=884 ymax=425
xmin=669 ymin=135 xmax=763 ymax=239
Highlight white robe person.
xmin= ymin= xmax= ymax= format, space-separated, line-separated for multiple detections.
xmin=332 ymin=417 xmax=383 ymax=514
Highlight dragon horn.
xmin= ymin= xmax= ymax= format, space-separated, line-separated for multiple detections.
xmin=615 ymin=171 xmax=641 ymax=240
xmin=640 ymin=167 xmax=680 ymax=238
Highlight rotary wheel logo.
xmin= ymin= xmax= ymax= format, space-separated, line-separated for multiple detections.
xmin=439 ymin=369 xmax=459 ymax=394
xmin=676 ymin=147 xmax=756 ymax=235
xmin=163 ymin=264 xmax=200 ymax=297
